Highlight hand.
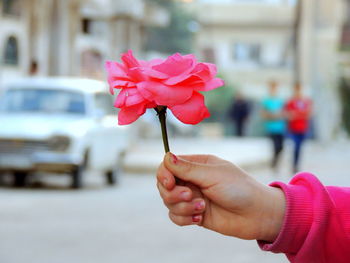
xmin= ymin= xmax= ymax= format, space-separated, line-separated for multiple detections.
xmin=156 ymin=153 xmax=286 ymax=242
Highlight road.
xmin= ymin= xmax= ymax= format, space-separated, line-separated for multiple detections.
xmin=1 ymin=139 xmax=349 ymax=263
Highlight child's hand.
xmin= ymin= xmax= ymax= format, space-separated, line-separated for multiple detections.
xmin=156 ymin=153 xmax=286 ymax=242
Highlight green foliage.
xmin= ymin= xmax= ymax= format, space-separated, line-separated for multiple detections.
xmin=145 ymin=0 xmax=194 ymax=54
xmin=204 ymin=75 xmax=236 ymax=122
xmin=339 ymin=77 xmax=350 ymax=136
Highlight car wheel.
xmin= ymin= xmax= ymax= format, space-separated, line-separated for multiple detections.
xmin=105 ymin=170 xmax=118 ymax=185
xmin=71 ymin=151 xmax=89 ymax=189
xmin=105 ymin=151 xmax=125 ymax=186
xmin=71 ymin=167 xmax=83 ymax=189
xmin=13 ymin=171 xmax=28 ymax=187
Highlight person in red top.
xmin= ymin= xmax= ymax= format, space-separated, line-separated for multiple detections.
xmin=285 ymin=82 xmax=312 ymax=173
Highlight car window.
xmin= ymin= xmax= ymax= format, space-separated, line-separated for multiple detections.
xmin=0 ymin=88 xmax=86 ymax=115
xmin=94 ymin=93 xmax=117 ymax=115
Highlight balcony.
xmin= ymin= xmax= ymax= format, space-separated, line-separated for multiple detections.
xmin=186 ymin=2 xmax=294 ymax=28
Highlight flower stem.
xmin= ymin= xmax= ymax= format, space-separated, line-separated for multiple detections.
xmin=155 ymin=106 xmax=170 ymax=153
xmin=155 ymin=106 xmax=184 ymax=185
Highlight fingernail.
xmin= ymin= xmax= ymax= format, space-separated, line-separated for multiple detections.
xmin=170 ymin=153 xmax=178 ymax=164
xmin=180 ymin=191 xmax=191 ymax=200
xmin=195 ymin=200 xmax=205 ymax=211
xmin=163 ymin=178 xmax=168 ymax=187
xmin=192 ymin=214 xmax=202 ymax=223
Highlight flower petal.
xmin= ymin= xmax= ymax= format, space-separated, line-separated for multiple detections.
xmin=109 ymin=80 xmax=135 ymax=88
xmin=204 ymin=63 xmax=218 ymax=78
xmin=152 ymin=53 xmax=195 ymax=77
xmin=114 ymin=88 xmax=146 ymax=108
xmin=105 ymin=61 xmax=129 ymax=94
xmin=105 ymin=61 xmax=128 ymax=78
xmin=125 ymin=89 xmax=147 ymax=107
xmin=137 ymin=81 xmax=193 ymax=107
xmin=139 ymin=67 xmax=168 ymax=79
xmin=147 ymin=58 xmax=164 ymax=67
xmin=163 ymin=73 xmax=196 ymax=86
xmin=121 ymin=50 xmax=140 ymax=68
xmin=114 ymin=91 xmax=126 ymax=108
xmin=191 ymin=63 xmax=211 ymax=81
xmin=169 ymin=92 xmax=210 ymax=125
xmin=118 ymin=102 xmax=146 ymax=125
xmin=196 ymin=78 xmax=225 ymax=92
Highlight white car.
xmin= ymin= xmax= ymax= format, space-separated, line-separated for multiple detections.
xmin=0 ymin=77 xmax=128 ymax=188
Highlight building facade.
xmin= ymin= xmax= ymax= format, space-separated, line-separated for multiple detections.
xmin=184 ymin=0 xmax=345 ymax=140
xmin=0 ymin=0 xmax=168 ymax=87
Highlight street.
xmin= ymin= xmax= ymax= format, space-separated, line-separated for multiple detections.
xmin=1 ymin=139 xmax=349 ymax=263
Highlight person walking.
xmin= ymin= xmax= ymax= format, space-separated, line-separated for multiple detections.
xmin=228 ymin=92 xmax=251 ymax=137
xmin=261 ymin=81 xmax=286 ymax=170
xmin=285 ymin=82 xmax=312 ymax=173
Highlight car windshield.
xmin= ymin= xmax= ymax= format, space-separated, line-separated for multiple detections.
xmin=0 ymin=88 xmax=86 ymax=115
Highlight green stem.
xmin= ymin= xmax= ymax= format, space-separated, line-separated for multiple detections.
xmin=155 ymin=106 xmax=183 ymax=185
xmin=156 ymin=106 xmax=170 ymax=153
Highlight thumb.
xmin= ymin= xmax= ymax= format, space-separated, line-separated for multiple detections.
xmin=164 ymin=152 xmax=215 ymax=188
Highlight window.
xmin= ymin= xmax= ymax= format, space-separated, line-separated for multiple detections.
xmin=81 ymin=18 xmax=91 ymax=34
xmin=80 ymin=50 xmax=103 ymax=78
xmin=1 ymin=89 xmax=86 ymax=115
xmin=202 ymin=48 xmax=216 ymax=64
xmin=3 ymin=36 xmax=19 ymax=66
xmin=2 ymin=0 xmax=20 ymax=16
xmin=198 ymin=0 xmax=295 ymax=5
xmin=233 ymin=43 xmax=261 ymax=65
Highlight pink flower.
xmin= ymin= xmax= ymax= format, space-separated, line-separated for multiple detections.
xmin=106 ymin=50 xmax=224 ymax=125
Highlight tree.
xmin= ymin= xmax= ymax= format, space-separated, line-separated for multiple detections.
xmin=292 ymin=0 xmax=302 ymax=85
xmin=145 ymin=0 xmax=194 ymax=54
xmin=339 ymin=78 xmax=350 ymax=136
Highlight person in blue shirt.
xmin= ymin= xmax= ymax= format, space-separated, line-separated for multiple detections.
xmin=261 ymin=81 xmax=286 ymax=170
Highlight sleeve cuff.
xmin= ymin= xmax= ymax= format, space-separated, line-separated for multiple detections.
xmin=258 ymin=173 xmax=314 ymax=254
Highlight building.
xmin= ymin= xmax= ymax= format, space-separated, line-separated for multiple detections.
xmin=183 ymin=0 xmax=345 ymax=140
xmin=0 ymin=0 xmax=168 ymax=87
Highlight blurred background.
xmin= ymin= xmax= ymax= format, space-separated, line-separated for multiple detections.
xmin=0 ymin=0 xmax=350 ymax=262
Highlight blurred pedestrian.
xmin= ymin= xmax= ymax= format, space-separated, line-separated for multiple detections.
xmin=285 ymin=82 xmax=312 ymax=173
xmin=228 ymin=92 xmax=251 ymax=137
xmin=261 ymin=81 xmax=286 ymax=170
xmin=29 ymin=60 xmax=38 ymax=76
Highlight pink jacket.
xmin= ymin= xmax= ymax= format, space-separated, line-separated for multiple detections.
xmin=259 ymin=173 xmax=350 ymax=263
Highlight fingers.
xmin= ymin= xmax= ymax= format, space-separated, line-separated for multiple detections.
xmin=157 ymin=181 xmax=192 ymax=204
xmin=169 ymin=198 xmax=206 ymax=216
xmin=157 ymin=180 xmax=206 ymax=226
xmin=157 ymin=154 xmax=227 ymax=190
xmin=163 ymin=152 xmax=218 ymax=187
xmin=177 ymin=154 xmax=226 ymax=165
xmin=169 ymin=213 xmax=203 ymax=226
xmin=156 ymin=162 xmax=176 ymax=190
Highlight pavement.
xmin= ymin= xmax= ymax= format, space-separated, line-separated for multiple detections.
xmin=0 ymin=137 xmax=350 ymax=263
xmin=123 ymin=137 xmax=271 ymax=173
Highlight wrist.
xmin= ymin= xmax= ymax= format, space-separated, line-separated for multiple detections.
xmin=258 ymin=185 xmax=286 ymax=242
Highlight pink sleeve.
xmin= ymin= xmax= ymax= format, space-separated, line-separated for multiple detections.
xmin=258 ymin=172 xmax=350 ymax=263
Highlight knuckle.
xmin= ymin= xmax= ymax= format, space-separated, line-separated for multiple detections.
xmin=163 ymin=190 xmax=172 ymax=202
xmin=159 ymin=189 xmax=168 ymax=202
xmin=177 ymin=221 xmax=186 ymax=227
xmin=163 ymin=199 xmax=171 ymax=209
xmin=207 ymin=154 xmax=216 ymax=161
xmin=169 ymin=213 xmax=186 ymax=226
xmin=177 ymin=202 xmax=190 ymax=214
xmin=156 ymin=164 xmax=164 ymax=180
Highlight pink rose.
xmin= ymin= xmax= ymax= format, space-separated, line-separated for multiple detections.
xmin=106 ymin=50 xmax=224 ymax=125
